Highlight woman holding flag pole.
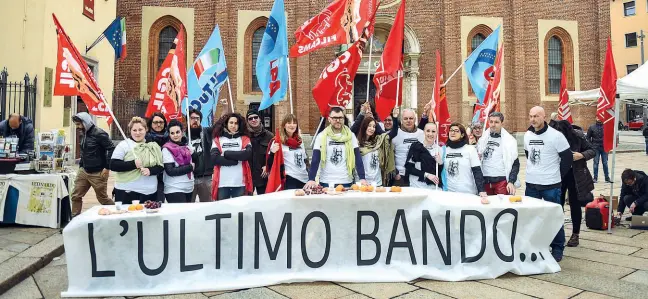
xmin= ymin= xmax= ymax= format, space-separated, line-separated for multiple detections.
xmin=267 ymin=114 xmax=310 ymax=190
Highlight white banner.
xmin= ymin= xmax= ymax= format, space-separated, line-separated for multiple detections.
xmin=9 ymin=174 xmax=67 ymax=228
xmin=62 ymin=189 xmax=563 ymax=297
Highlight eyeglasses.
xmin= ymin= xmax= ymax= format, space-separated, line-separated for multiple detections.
xmin=449 ymin=129 xmax=461 ymax=133
xmin=152 ymin=121 xmax=165 ymax=125
xmin=190 ymin=116 xmax=201 ymax=121
xmin=403 ymin=117 xmax=415 ymax=121
xmin=330 ymin=116 xmax=345 ymax=121
xmin=248 ymin=116 xmax=259 ymax=121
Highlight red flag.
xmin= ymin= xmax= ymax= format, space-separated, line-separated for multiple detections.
xmin=52 ymin=14 xmax=113 ymax=124
xmin=265 ymin=128 xmax=285 ymax=193
xmin=312 ymin=12 xmax=375 ymax=116
xmin=480 ymin=45 xmax=504 ymax=129
xmin=146 ymin=27 xmax=187 ymax=122
xmin=431 ymin=50 xmax=451 ymax=141
xmin=558 ymin=64 xmax=573 ymax=123
xmin=373 ymin=0 xmax=405 ymax=121
xmin=597 ymin=38 xmax=617 ymax=153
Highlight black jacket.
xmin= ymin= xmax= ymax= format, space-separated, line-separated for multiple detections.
xmin=0 ymin=116 xmax=34 ymax=154
xmin=619 ymin=171 xmax=648 ymax=214
xmin=568 ymin=130 xmax=596 ymax=202
xmin=249 ymin=129 xmax=274 ymax=186
xmin=587 ymin=123 xmax=604 ymax=149
xmin=74 ymin=113 xmax=115 ymax=173
xmin=405 ymin=141 xmax=443 ymax=187
xmin=188 ymin=127 xmax=214 ymax=178
xmin=643 ymin=126 xmax=648 ymax=137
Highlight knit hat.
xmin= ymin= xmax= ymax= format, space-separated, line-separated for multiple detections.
xmin=246 ymin=109 xmax=259 ymax=118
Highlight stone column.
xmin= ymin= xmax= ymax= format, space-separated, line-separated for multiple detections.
xmin=407 ymin=53 xmax=421 ymax=111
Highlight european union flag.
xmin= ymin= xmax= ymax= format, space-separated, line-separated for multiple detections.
xmin=103 ymin=17 xmax=126 ymax=60
xmin=256 ymin=0 xmax=289 ymax=110
xmin=465 ymin=26 xmax=500 ymax=106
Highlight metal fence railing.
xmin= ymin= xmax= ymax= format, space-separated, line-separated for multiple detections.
xmin=0 ymin=68 xmax=37 ymax=125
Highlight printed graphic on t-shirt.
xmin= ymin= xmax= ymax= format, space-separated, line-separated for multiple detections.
xmin=370 ymin=152 xmax=378 ymax=170
xmin=191 ymin=138 xmax=203 ymax=154
xmin=294 ymin=152 xmax=303 ymax=168
xmin=447 ymin=153 xmax=463 ymax=177
xmin=330 ymin=147 xmax=344 ymax=165
xmin=483 ymin=141 xmax=499 ymax=160
xmin=403 ymin=138 xmax=419 ymax=150
xmin=529 ymin=140 xmax=543 ymax=165
xmin=222 ymin=142 xmax=240 ymax=149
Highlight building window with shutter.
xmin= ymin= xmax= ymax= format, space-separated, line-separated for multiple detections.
xmin=158 ymin=26 xmax=178 ymax=69
xmin=251 ymin=27 xmax=266 ymax=92
xmin=547 ymin=36 xmax=562 ymax=94
xmin=626 ymin=32 xmax=638 ymax=47
xmin=627 ymin=64 xmax=639 ymax=74
xmin=147 ymin=16 xmax=186 ymax=93
xmin=244 ymin=17 xmax=268 ymax=94
xmin=543 ymin=27 xmax=574 ymax=96
xmin=624 ymin=1 xmax=636 ymax=16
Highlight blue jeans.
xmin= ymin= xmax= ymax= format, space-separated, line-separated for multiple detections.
xmin=592 ymin=148 xmax=609 ymax=181
xmin=218 ymin=187 xmax=245 ymax=200
xmin=525 ymin=186 xmax=565 ymax=254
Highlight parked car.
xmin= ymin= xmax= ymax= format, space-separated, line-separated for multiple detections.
xmin=628 ymin=118 xmax=645 ymax=131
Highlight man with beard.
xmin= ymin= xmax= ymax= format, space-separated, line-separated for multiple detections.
xmin=390 ymin=109 xmax=425 ymax=186
xmin=246 ymin=109 xmax=274 ymax=195
xmin=187 ymin=108 xmax=214 ymax=202
xmin=70 ymin=112 xmax=115 ymax=216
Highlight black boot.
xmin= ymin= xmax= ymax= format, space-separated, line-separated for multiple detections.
xmin=567 ymin=234 xmax=579 ymax=247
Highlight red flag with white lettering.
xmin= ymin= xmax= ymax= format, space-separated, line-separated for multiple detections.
xmin=373 ymin=0 xmax=405 ymax=121
xmin=597 ymin=38 xmax=617 ymax=153
xmin=481 ymin=45 xmax=503 ymax=129
xmin=53 ymin=14 xmax=112 ymax=123
xmin=431 ymin=50 xmax=451 ymax=141
xmin=145 ymin=27 xmax=187 ymax=121
xmin=558 ymin=64 xmax=573 ymax=123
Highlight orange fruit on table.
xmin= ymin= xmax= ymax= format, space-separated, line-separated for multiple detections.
xmin=351 ymin=184 xmax=360 ymax=191
xmin=128 ymin=205 xmax=137 ymax=211
xmin=391 ymin=186 xmax=402 ymax=192
xmin=335 ymin=185 xmax=345 ymax=192
xmin=367 ymin=185 xmax=374 ymax=192
xmin=136 ymin=204 xmax=144 ymax=210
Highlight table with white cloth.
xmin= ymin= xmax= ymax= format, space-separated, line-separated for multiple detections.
xmin=61 ymin=188 xmax=565 ymax=298
xmin=0 ymin=173 xmax=73 ymax=228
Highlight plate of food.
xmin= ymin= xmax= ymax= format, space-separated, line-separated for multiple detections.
xmin=144 ymin=200 xmax=162 ymax=212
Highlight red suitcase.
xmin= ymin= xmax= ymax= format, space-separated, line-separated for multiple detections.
xmin=585 ymin=196 xmax=615 ymax=230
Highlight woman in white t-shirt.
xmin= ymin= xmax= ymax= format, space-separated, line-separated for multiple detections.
xmin=210 ymin=113 xmax=253 ymax=200
xmin=442 ymin=123 xmax=489 ymax=204
xmin=406 ymin=122 xmax=443 ymax=190
xmin=110 ymin=117 xmax=164 ymax=204
xmin=354 ymin=113 xmax=398 ymax=186
xmin=161 ymin=120 xmax=194 ymax=203
xmin=268 ymin=114 xmax=309 ymax=190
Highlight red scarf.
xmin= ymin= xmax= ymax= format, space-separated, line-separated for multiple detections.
xmin=284 ymin=134 xmax=302 ymax=150
xmin=211 ymin=136 xmax=253 ymax=201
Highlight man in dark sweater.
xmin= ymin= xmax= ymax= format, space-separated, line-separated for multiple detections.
xmin=524 ymin=106 xmax=573 ymax=262
xmin=587 ymin=120 xmax=610 ymax=182
xmin=71 ymin=113 xmax=115 ymax=216
xmin=617 ymin=169 xmax=648 ymax=221
xmin=246 ymin=109 xmax=274 ymax=195
xmin=187 ymin=108 xmax=214 ymax=202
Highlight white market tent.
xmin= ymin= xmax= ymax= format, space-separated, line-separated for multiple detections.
xmin=567 ymin=62 xmax=648 ymax=107
xmin=565 ymin=62 xmax=647 ymax=233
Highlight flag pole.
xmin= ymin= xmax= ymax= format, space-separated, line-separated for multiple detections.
xmin=185 ymin=97 xmax=191 ymax=143
xmin=607 ymin=95 xmax=621 ymax=234
xmin=310 ymin=117 xmax=325 ymax=148
xmin=365 ymin=36 xmax=374 ymax=104
xmin=435 ymin=121 xmax=439 ymax=191
xmin=286 ymin=56 xmax=294 ymax=114
xmin=226 ymin=77 xmax=235 ymax=113
xmin=396 ymin=70 xmax=402 ymax=112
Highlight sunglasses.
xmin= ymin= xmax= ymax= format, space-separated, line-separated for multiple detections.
xmin=248 ymin=116 xmax=259 ymax=121
xmin=152 ymin=121 xmax=165 ymax=125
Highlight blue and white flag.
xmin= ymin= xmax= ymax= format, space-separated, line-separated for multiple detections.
xmin=256 ymin=0 xmax=289 ymax=110
xmin=186 ymin=25 xmax=229 ymax=127
xmin=465 ymin=26 xmax=500 ymax=107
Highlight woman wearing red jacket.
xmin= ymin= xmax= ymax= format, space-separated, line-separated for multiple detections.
xmin=210 ymin=113 xmax=253 ymax=200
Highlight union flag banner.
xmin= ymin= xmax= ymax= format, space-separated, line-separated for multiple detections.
xmin=558 ymin=64 xmax=573 ymax=123
xmin=479 ymin=45 xmax=504 ymax=129
xmin=312 ymin=24 xmax=372 ymax=116
xmin=53 ymin=14 xmax=112 ymax=123
xmin=145 ymin=27 xmax=188 ymax=121
xmin=431 ymin=50 xmax=451 ymax=141
xmin=373 ymin=0 xmax=405 ymax=121
xmin=596 ymin=38 xmax=617 ymax=153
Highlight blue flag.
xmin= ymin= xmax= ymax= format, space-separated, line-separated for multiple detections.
xmin=256 ymin=0 xmax=289 ymax=110
xmin=465 ymin=26 xmax=500 ymax=106
xmin=186 ymin=25 xmax=229 ymax=127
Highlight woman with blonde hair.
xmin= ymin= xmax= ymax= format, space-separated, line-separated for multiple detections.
xmin=268 ymin=114 xmax=310 ymax=189
xmin=110 ymin=117 xmax=164 ymax=204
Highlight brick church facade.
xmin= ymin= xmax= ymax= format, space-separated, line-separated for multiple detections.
xmin=114 ymin=0 xmax=610 ymax=134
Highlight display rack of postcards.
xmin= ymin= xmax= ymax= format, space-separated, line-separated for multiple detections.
xmin=36 ymin=130 xmax=71 ymax=173
xmin=0 ymin=136 xmax=20 ymax=158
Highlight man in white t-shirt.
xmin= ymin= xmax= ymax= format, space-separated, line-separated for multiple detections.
xmin=524 ymin=106 xmax=573 ymax=263
xmin=306 ymin=107 xmax=368 ymax=188
xmin=391 ymin=109 xmax=425 ymax=186
xmin=477 ymin=112 xmax=520 ymax=195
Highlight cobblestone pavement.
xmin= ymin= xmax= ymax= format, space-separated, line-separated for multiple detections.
xmin=1 ymin=149 xmax=647 ymax=299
